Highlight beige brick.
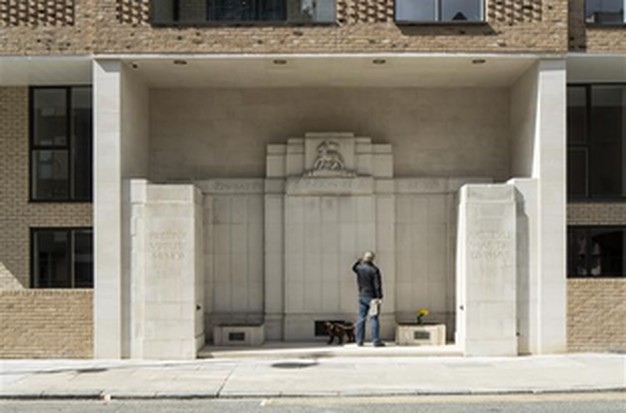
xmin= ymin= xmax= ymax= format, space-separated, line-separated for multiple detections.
xmin=567 ymin=279 xmax=626 ymax=352
xmin=0 ymin=290 xmax=93 ymax=358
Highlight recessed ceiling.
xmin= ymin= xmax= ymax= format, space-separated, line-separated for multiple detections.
xmin=125 ymin=55 xmax=537 ymax=88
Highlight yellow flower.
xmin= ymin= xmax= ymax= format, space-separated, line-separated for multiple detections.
xmin=418 ymin=308 xmax=429 ymax=316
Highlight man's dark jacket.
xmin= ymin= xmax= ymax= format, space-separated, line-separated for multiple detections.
xmin=352 ymin=260 xmax=383 ymax=299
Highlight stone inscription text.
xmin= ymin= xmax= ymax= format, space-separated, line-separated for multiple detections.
xmin=149 ymin=231 xmax=186 ymax=261
xmin=468 ymin=230 xmax=511 ymax=262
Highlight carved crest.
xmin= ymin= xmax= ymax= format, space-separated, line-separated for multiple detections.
xmin=312 ymin=140 xmax=345 ymax=172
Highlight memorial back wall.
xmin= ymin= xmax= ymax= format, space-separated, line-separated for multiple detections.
xmin=149 ymin=87 xmax=510 ymax=181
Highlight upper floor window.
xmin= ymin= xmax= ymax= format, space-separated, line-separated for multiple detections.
xmin=586 ymin=0 xmax=626 ymax=25
xmin=152 ymin=0 xmax=335 ymax=24
xmin=567 ymin=85 xmax=626 ymax=199
xmin=395 ymin=0 xmax=485 ymax=23
xmin=30 ymin=87 xmax=93 ymax=202
xmin=31 ymin=228 xmax=93 ymax=288
xmin=568 ymin=227 xmax=625 ymax=277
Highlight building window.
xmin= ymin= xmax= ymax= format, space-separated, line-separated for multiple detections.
xmin=31 ymin=228 xmax=93 ymax=288
xmin=567 ymin=85 xmax=626 ymax=199
xmin=568 ymin=227 xmax=625 ymax=277
xmin=395 ymin=0 xmax=484 ymax=23
xmin=152 ymin=0 xmax=335 ymax=24
xmin=30 ymin=87 xmax=93 ymax=202
xmin=586 ymin=0 xmax=626 ymax=25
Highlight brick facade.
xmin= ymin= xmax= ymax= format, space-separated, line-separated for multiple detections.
xmin=568 ymin=203 xmax=626 ymax=226
xmin=567 ymin=279 xmax=626 ymax=352
xmin=0 ymin=290 xmax=93 ymax=358
xmin=0 ymin=0 xmax=568 ymax=54
xmin=569 ymin=0 xmax=626 ymax=53
xmin=0 ymin=87 xmax=92 ymax=289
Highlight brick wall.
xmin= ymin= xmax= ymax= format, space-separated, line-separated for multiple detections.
xmin=0 ymin=0 xmax=569 ymax=54
xmin=0 ymin=87 xmax=92 ymax=289
xmin=568 ymin=203 xmax=626 ymax=225
xmin=569 ymin=0 xmax=626 ymax=53
xmin=0 ymin=289 xmax=93 ymax=358
xmin=568 ymin=278 xmax=626 ymax=352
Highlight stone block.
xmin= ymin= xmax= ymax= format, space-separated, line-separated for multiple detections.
xmin=213 ymin=324 xmax=265 ymax=346
xmin=396 ymin=324 xmax=446 ymax=346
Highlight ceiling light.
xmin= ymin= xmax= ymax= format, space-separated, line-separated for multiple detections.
xmin=273 ymin=59 xmax=288 ymax=65
xmin=173 ymin=60 xmax=188 ymax=66
xmin=472 ymin=59 xmax=486 ymax=65
xmin=372 ymin=59 xmax=386 ymax=65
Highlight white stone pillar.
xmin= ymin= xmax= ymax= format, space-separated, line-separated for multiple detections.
xmin=534 ymin=60 xmax=567 ymax=353
xmin=130 ymin=182 xmax=204 ymax=359
xmin=508 ymin=178 xmax=539 ymax=355
xmin=456 ymin=185 xmax=517 ymax=356
xmin=94 ymin=60 xmax=124 ymax=358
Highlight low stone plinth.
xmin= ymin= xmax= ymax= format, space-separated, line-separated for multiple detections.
xmin=213 ymin=324 xmax=265 ymax=346
xmin=396 ymin=324 xmax=446 ymax=346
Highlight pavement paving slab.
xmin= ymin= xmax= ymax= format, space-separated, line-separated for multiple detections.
xmin=0 ymin=352 xmax=623 ymax=399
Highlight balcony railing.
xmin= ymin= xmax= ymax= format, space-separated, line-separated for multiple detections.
xmin=151 ymin=0 xmax=336 ymax=24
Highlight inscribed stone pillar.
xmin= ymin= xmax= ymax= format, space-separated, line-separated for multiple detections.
xmin=456 ymin=184 xmax=517 ymax=356
xmin=130 ymin=181 xmax=204 ymax=359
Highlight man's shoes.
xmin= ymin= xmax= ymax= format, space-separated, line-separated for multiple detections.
xmin=373 ymin=341 xmax=386 ymax=347
xmin=356 ymin=342 xmax=364 ymax=347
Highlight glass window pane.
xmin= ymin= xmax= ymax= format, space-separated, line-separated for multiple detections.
xmin=71 ymin=88 xmax=93 ymax=200
xmin=567 ymin=87 xmax=587 ymax=144
xmin=288 ymin=0 xmax=334 ymax=22
xmin=567 ymin=148 xmax=588 ymax=197
xmin=208 ymin=0 xmax=256 ymax=21
xmin=586 ymin=0 xmax=624 ymax=24
xmin=260 ymin=0 xmax=286 ymax=20
xmin=441 ymin=0 xmax=483 ymax=21
xmin=73 ymin=230 xmax=94 ymax=288
xmin=32 ymin=150 xmax=69 ymax=200
xmin=568 ymin=228 xmax=590 ymax=276
xmin=152 ymin=0 xmax=176 ymax=23
xmin=589 ymin=86 xmax=624 ymax=197
xmin=33 ymin=89 xmax=67 ymax=147
xmin=396 ymin=0 xmax=436 ymax=22
xmin=589 ymin=228 xmax=625 ymax=276
xmin=33 ymin=231 xmax=69 ymax=288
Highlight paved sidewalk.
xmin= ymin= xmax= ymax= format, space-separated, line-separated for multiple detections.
xmin=0 ymin=347 xmax=624 ymax=399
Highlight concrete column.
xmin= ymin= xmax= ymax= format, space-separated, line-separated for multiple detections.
xmin=534 ymin=60 xmax=567 ymax=353
xmin=456 ymin=185 xmax=517 ymax=356
xmin=93 ymin=60 xmax=124 ymax=358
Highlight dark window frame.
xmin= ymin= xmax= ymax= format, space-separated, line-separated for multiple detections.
xmin=567 ymin=83 xmax=626 ymax=201
xmin=567 ymin=225 xmax=626 ymax=279
xmin=29 ymin=86 xmax=93 ymax=203
xmin=30 ymin=227 xmax=94 ymax=289
xmin=150 ymin=0 xmax=337 ymax=26
xmin=585 ymin=0 xmax=626 ymax=26
xmin=394 ymin=0 xmax=486 ymax=25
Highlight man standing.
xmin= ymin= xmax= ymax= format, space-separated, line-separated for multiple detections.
xmin=352 ymin=251 xmax=385 ymax=347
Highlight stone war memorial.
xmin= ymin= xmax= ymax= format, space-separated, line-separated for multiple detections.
xmin=108 ymin=116 xmax=564 ymax=359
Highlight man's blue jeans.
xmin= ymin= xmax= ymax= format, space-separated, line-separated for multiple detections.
xmin=356 ymin=295 xmax=381 ymax=345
